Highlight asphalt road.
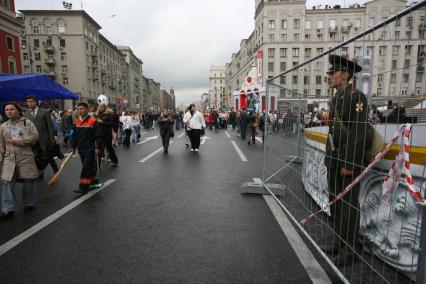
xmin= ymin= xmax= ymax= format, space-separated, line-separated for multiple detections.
xmin=0 ymin=128 xmax=314 ymax=283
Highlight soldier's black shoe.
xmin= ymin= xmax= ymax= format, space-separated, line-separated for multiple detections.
xmin=73 ymin=189 xmax=88 ymax=194
xmin=0 ymin=211 xmax=15 ymax=221
xmin=332 ymin=253 xmax=358 ymax=267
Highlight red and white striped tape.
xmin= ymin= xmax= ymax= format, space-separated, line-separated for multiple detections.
xmin=300 ymin=124 xmax=420 ymax=225
xmin=383 ymin=124 xmax=424 ymax=202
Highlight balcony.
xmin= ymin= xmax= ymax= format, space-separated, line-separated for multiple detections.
xmin=45 ymin=58 xmax=55 ymax=65
xmin=44 ymin=45 xmax=54 ymax=53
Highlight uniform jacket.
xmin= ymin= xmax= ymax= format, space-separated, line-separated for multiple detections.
xmin=0 ymin=117 xmax=39 ymax=181
xmin=325 ymin=84 xmax=370 ymax=171
xmin=70 ymin=115 xmax=103 ymax=152
xmin=23 ymin=108 xmax=54 ymax=152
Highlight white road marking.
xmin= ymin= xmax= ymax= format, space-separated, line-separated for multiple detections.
xmin=263 ymin=195 xmax=332 ymax=284
xmin=255 ymin=137 xmax=263 ymax=143
xmin=139 ymin=141 xmax=174 ymax=163
xmin=200 ymin=136 xmax=210 ymax=145
xmin=225 ymin=131 xmax=231 ymax=138
xmin=137 ymin=136 xmax=158 ymax=145
xmin=231 ymin=141 xmax=248 ymax=162
xmin=0 ymin=179 xmax=117 ymax=257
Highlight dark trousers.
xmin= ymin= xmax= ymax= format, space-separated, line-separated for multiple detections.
xmin=161 ymin=133 xmax=170 ymax=151
xmin=124 ymin=129 xmax=131 ymax=147
xmin=240 ymin=124 xmax=247 ymax=139
xmin=103 ymin=135 xmax=118 ymax=164
xmin=79 ymin=150 xmax=97 ymax=190
xmin=189 ymin=129 xmax=201 ymax=149
xmin=327 ymin=167 xmax=360 ymax=251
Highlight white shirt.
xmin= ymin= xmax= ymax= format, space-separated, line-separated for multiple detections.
xmin=183 ymin=111 xmax=206 ymax=130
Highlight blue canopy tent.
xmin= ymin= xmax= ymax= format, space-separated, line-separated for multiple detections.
xmin=0 ymin=74 xmax=78 ymax=101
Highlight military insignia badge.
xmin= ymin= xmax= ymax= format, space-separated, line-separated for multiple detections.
xmin=355 ymin=101 xmax=364 ymax=112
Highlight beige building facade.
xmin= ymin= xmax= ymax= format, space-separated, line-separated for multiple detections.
xmin=117 ymin=46 xmax=143 ymax=110
xmin=209 ymin=65 xmax=227 ymax=109
xmin=226 ymin=0 xmax=426 ymax=109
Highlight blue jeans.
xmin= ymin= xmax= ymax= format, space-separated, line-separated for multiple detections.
xmin=131 ymin=126 xmax=140 ymax=142
xmin=1 ymin=180 xmax=35 ymax=213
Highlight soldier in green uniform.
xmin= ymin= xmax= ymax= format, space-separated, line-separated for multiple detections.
xmin=324 ymin=55 xmax=371 ymax=267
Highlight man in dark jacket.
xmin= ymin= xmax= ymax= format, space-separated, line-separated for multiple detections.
xmin=71 ymin=102 xmax=104 ymax=194
xmin=239 ymin=108 xmax=248 ymax=139
xmin=97 ymin=104 xmax=118 ymax=167
xmin=325 ymin=55 xmax=371 ymax=266
xmin=24 ymin=95 xmax=58 ymax=177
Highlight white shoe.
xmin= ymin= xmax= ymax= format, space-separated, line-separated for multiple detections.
xmin=190 ymin=149 xmax=195 ymax=152
xmin=194 ymin=149 xmax=199 ymax=152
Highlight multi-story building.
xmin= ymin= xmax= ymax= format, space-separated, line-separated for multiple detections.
xmin=117 ymin=46 xmax=143 ymax=110
xmin=98 ymin=34 xmax=126 ymax=109
xmin=160 ymin=88 xmax=176 ymax=111
xmin=19 ymin=10 xmax=103 ymax=108
xmin=1 ymin=0 xmax=22 ymax=74
xmin=142 ymin=77 xmax=161 ymax=112
xmin=209 ymin=66 xmax=227 ymax=109
xmin=226 ymin=0 xmax=426 ymax=111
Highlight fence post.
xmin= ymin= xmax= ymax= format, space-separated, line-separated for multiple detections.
xmin=417 ymin=207 xmax=426 ymax=283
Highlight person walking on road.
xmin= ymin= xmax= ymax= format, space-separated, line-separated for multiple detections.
xmin=121 ymin=112 xmax=132 ymax=148
xmin=239 ymin=107 xmax=248 ymax=139
xmin=0 ymin=103 xmax=39 ymax=219
xmin=61 ymin=110 xmax=73 ymax=147
xmin=247 ymin=111 xmax=257 ymax=145
xmin=96 ymin=96 xmax=119 ymax=167
xmin=183 ymin=104 xmax=206 ymax=153
xmin=184 ymin=106 xmax=191 ymax=148
xmin=324 ymin=55 xmax=371 ymax=267
xmin=71 ymin=102 xmax=104 ymax=194
xmin=158 ymin=111 xmax=174 ymax=154
xmin=130 ymin=112 xmax=141 ymax=143
xmin=24 ymin=95 xmax=58 ymax=178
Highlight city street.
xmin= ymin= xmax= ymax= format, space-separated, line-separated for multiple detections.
xmin=0 ymin=129 xmax=320 ymax=283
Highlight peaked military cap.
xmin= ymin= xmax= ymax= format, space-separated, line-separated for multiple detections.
xmin=327 ymin=54 xmax=362 ymax=75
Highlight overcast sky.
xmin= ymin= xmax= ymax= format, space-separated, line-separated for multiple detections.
xmin=16 ymin=0 xmax=371 ymax=104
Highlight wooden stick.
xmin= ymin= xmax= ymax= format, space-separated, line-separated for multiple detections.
xmin=47 ymin=152 xmax=74 ymax=188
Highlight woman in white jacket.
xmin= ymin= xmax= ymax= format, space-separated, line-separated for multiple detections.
xmin=183 ymin=104 xmax=206 ymax=152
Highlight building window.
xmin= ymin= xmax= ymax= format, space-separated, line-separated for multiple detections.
xmin=34 ymin=52 xmax=41 ymax=61
xmin=281 ymin=20 xmax=287 ymax=29
xmin=406 ymin=31 xmax=412 ymax=40
xmin=395 ymin=18 xmax=401 ymax=27
xmin=305 ymin=20 xmax=311 ymax=29
xmin=293 ymin=33 xmax=299 ymax=42
xmin=379 ymin=46 xmax=386 ymax=56
xmin=280 ymin=76 xmax=286 ymax=85
xmin=8 ymin=57 xmax=16 ymax=74
xmin=401 ymin=89 xmax=408 ymax=96
xmin=303 ymin=76 xmax=310 ymax=85
xmin=315 ymin=89 xmax=321 ymax=97
xmin=280 ymin=62 xmax=286 ymax=72
xmin=6 ymin=36 xmax=14 ymax=51
xmin=35 ymin=65 xmax=42 ymax=73
xmin=269 ymin=34 xmax=275 ymax=43
xmin=293 ymin=61 xmax=298 ymax=67
xmin=394 ymin=31 xmax=400 ymax=40
xmin=316 ymin=75 xmax=322 ymax=85
xmin=23 ymin=53 xmax=29 ymax=61
xmin=416 ymin=72 xmax=423 ymax=83
xmin=305 ymin=48 xmax=311 ymax=58
xmin=294 ymin=19 xmax=300 ymax=29
xmin=391 ymin=74 xmax=396 ymax=83
xmin=392 ymin=46 xmax=400 ymax=55
xmin=61 ymin=52 xmax=67 ymax=61
xmin=405 ymin=45 xmax=412 ymax=55
xmin=317 ymin=34 xmax=323 ymax=42
xmin=63 ymin=78 xmax=69 ymax=85
xmin=62 ymin=65 xmax=67 ymax=74
xmin=407 ymin=17 xmax=413 ymax=29
xmin=403 ymin=74 xmax=409 ymax=83
xmin=317 ymin=48 xmax=323 ymax=55
xmin=281 ymin=34 xmax=287 ymax=42
xmin=268 ymin=62 xmax=274 ymax=72
xmin=292 ymin=75 xmax=298 ymax=84
xmin=268 ymin=48 xmax=275 ymax=58
xmin=305 ymin=34 xmax=310 ymax=42
xmin=404 ymin=59 xmax=410 ymax=68
xmin=392 ymin=60 xmax=397 ymax=69
xmin=280 ymin=48 xmax=287 ymax=57
xmin=317 ymin=20 xmax=324 ymax=29
xmin=60 ymin=39 xmax=66 ymax=47
xmin=58 ymin=20 xmax=66 ymax=34
xmin=45 ymin=26 xmax=52 ymax=34
xmin=292 ymin=48 xmax=299 ymax=57
xmin=33 ymin=39 xmax=40 ymax=48
xmin=24 ymin=66 xmax=30 ymax=73
xmin=269 ymin=20 xmax=275 ymax=30
xmin=33 ymin=26 xmax=39 ymax=34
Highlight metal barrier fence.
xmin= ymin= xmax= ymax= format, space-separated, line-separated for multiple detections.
xmin=262 ymin=2 xmax=426 ymax=283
